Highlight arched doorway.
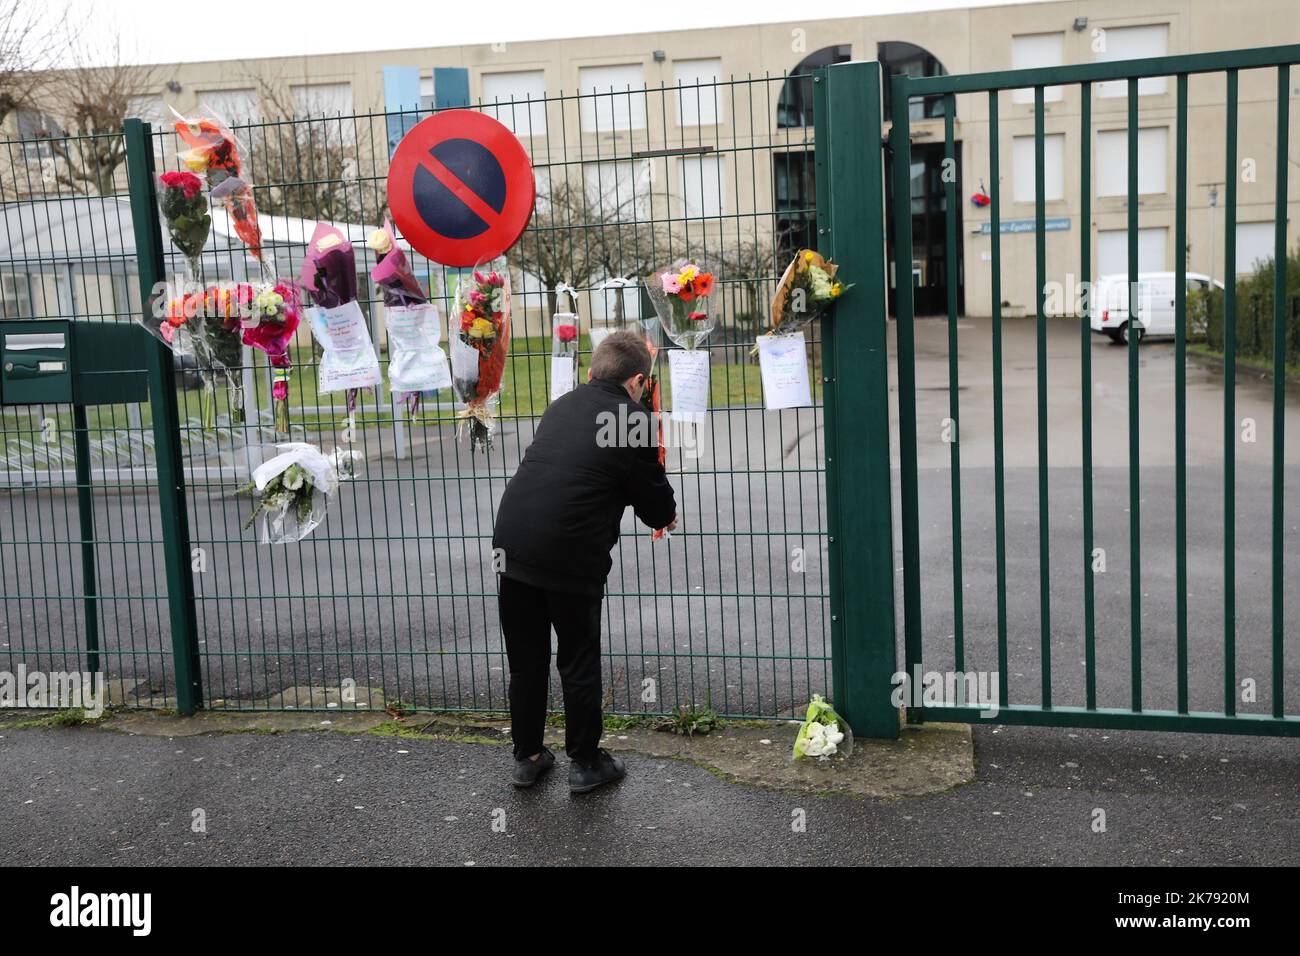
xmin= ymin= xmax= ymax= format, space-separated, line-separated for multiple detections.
xmin=772 ymin=45 xmax=851 ymax=264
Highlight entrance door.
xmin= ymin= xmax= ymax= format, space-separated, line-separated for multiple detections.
xmin=886 ymin=141 xmax=964 ymax=317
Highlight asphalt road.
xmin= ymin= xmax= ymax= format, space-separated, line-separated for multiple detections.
xmin=1 ymin=721 xmax=1294 ymax=866
xmin=1 ymin=316 xmax=1297 ymax=721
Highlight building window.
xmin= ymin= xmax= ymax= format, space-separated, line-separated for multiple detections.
xmin=197 ymin=89 xmax=260 ymax=126
xmin=1098 ymin=226 xmax=1167 ymax=275
xmin=583 ymin=160 xmax=652 ymax=221
xmin=0 ymin=273 xmax=32 ymax=318
xmin=291 ymin=82 xmax=355 ymax=145
xmin=15 ymin=109 xmax=60 ymax=160
xmin=1095 ymin=24 xmax=1169 ymax=98
xmin=777 ymin=45 xmax=851 ymax=128
xmin=1096 ymin=127 xmax=1168 ymax=196
xmin=419 ymin=75 xmax=436 ymax=113
xmin=1235 ymin=222 xmax=1277 ymax=275
xmin=679 ymin=155 xmax=724 ymax=218
xmin=879 ymin=42 xmax=948 ymax=121
xmin=674 ymin=58 xmax=722 ymax=127
xmin=578 ymin=64 xmax=646 ymax=133
xmin=1012 ymin=132 xmax=1064 ymax=202
xmin=1011 ymin=32 xmax=1064 ymax=104
xmin=481 ymin=70 xmax=548 ymax=136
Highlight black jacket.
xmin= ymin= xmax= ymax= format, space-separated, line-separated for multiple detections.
xmin=492 ymin=377 xmax=677 ymax=596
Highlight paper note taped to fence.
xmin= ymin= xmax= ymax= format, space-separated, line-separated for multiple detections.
xmin=669 ymin=349 xmax=709 ymax=423
xmin=757 ymin=332 xmax=812 ymax=410
xmin=550 ymin=356 xmax=576 ymax=401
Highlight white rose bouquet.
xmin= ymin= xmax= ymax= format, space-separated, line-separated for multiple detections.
xmin=238 ymin=443 xmax=340 ymax=544
xmin=792 ymin=693 xmax=854 ymax=760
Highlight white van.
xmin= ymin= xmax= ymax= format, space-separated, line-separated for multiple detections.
xmin=1089 ymin=272 xmax=1223 ymax=344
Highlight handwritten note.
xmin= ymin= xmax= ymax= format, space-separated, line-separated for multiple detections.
xmin=309 ymin=300 xmax=381 ymax=393
xmin=386 ymin=304 xmax=450 ymax=392
xmin=757 ymin=333 xmax=812 ymax=410
xmin=550 ymin=356 xmax=576 ymax=401
xmin=669 ymin=349 xmax=710 ymax=423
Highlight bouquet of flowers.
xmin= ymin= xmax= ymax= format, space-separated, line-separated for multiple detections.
xmin=369 ymin=217 xmax=426 ymax=308
xmin=302 ymin=222 xmax=380 ymax=413
xmin=149 ymin=283 xmax=245 ymax=428
xmin=238 ymin=442 xmax=340 ymax=544
xmin=550 ymin=283 xmax=580 ymax=402
xmin=647 ymin=259 xmax=716 ymax=429
xmin=172 ymin=107 xmax=264 ymax=269
xmin=157 ymin=171 xmax=210 ymax=279
xmin=646 ymin=258 xmax=717 ymax=351
xmin=241 ymin=281 xmax=302 ymax=434
xmin=368 ymin=220 xmax=450 ymax=416
xmin=792 ymin=694 xmax=853 ymax=761
xmin=768 ymin=249 xmax=851 ymax=337
xmin=450 ymin=261 xmax=511 ymax=452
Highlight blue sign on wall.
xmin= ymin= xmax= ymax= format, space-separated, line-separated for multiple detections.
xmin=980 ymin=217 xmax=1071 ymax=235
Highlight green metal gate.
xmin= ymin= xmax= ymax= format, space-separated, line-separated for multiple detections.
xmin=844 ymin=44 xmax=1300 ymax=737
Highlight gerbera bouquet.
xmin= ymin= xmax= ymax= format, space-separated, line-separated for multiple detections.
xmin=238 ymin=442 xmax=340 ymax=545
xmin=450 ymin=262 xmax=511 ymax=452
xmin=647 ymin=258 xmax=717 ymax=428
xmin=172 ymin=107 xmax=264 ymax=269
xmin=151 ymin=283 xmax=244 ymax=428
xmin=368 ymin=219 xmax=449 ymax=416
xmin=792 ymin=694 xmax=854 ymax=761
xmin=646 ymin=258 xmax=717 ymax=351
xmin=156 ymin=170 xmax=210 ymax=279
xmin=301 ymin=222 xmax=380 ymax=413
xmin=240 ymin=281 xmax=301 ymax=434
xmin=768 ymin=249 xmax=851 ymax=336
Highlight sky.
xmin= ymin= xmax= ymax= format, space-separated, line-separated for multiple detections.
xmin=55 ymin=0 xmax=1030 ymax=66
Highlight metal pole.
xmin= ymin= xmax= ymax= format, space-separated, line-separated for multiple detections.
xmin=72 ymin=403 xmax=99 ymax=687
xmin=814 ymin=61 xmax=899 ymax=739
xmin=124 ymin=117 xmax=203 ymax=715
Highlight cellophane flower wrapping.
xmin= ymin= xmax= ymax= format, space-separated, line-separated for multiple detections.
xmin=549 ymin=284 xmax=580 ymax=402
xmin=142 ymin=282 xmax=245 ymax=428
xmin=156 ymin=171 xmax=210 ymax=279
xmin=301 ymin=223 xmax=380 ymax=407
xmin=366 ymin=220 xmax=449 ymax=413
xmin=792 ymin=694 xmax=854 ymax=761
xmin=171 ymin=106 xmax=264 ymax=268
xmin=241 ymin=281 xmax=302 ymax=434
xmin=768 ymin=249 xmax=851 ymax=336
xmin=368 ymin=218 xmax=426 ymax=308
xmin=646 ymin=258 xmax=718 ymax=351
xmin=450 ymin=260 xmax=511 ymax=452
xmin=243 ymin=442 xmax=340 ymax=545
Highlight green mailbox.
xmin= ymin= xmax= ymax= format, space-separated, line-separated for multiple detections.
xmin=0 ymin=320 xmax=148 ymax=407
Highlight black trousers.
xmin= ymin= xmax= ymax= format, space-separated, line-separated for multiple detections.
xmin=497 ymin=575 xmax=604 ymax=765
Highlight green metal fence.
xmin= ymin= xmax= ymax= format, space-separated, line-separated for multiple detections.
xmin=2 ymin=75 xmax=833 ymax=719
xmin=874 ymin=44 xmax=1300 ymax=736
xmin=5 ymin=48 xmax=1298 ymax=739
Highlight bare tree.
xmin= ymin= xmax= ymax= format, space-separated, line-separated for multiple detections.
xmin=30 ymin=33 xmax=158 ymax=196
xmin=0 ymin=1 xmax=69 ymax=128
xmin=513 ymin=174 xmax=673 ymax=320
xmin=239 ymin=68 xmax=381 ymax=225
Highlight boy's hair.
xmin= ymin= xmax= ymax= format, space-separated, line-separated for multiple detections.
xmin=589 ymin=330 xmax=652 ymax=383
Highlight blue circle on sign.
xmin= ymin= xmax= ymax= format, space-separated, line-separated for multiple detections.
xmin=412 ymin=138 xmax=506 ymax=240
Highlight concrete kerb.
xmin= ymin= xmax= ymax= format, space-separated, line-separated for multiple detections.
xmin=1 ymin=699 xmax=976 ymax=800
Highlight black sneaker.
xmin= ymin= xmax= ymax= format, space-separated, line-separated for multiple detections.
xmin=568 ymin=748 xmax=626 ymax=794
xmin=511 ymin=747 xmax=555 ymax=788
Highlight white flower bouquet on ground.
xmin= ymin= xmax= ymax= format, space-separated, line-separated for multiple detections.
xmin=792 ymin=694 xmax=854 ymax=761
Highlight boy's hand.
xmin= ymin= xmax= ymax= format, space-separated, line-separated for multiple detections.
xmin=664 ymin=515 xmax=678 ymax=533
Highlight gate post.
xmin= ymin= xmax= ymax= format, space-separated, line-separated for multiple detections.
xmin=813 ymin=62 xmax=900 ymax=738
xmin=124 ymin=118 xmax=203 ymax=715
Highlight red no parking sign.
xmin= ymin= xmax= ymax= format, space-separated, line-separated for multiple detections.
xmin=387 ymin=110 xmax=536 ymax=267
